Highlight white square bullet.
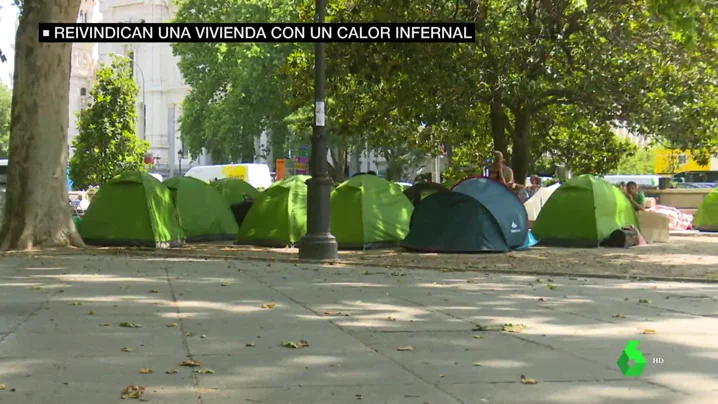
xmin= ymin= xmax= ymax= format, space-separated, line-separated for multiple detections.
xmin=42 ymin=30 xmax=49 ymax=37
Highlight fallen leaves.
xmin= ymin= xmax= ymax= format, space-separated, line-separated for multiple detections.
xmin=546 ymin=284 xmax=557 ymax=290
xmin=473 ymin=362 xmax=482 ymax=366
xmin=638 ymin=298 xmax=652 ymax=304
xmin=194 ymin=368 xmax=215 ymax=374
xmin=121 ymin=385 xmax=145 ymax=400
xmin=119 ymin=322 xmax=142 ymax=328
xmin=502 ymin=323 xmax=527 ymax=333
xmin=68 ymin=301 xmax=83 ymax=306
xmin=281 ymin=340 xmax=309 ymax=349
xmin=472 ymin=335 xmax=483 ymax=339
xmin=245 ymin=343 xmax=256 ymax=347
xmin=121 ymin=347 xmax=134 ymax=352
xmin=166 ymin=323 xmax=178 ymax=328
xmin=139 ymin=368 xmax=153 ymax=374
xmin=386 ymin=316 xmax=396 ymax=321
xmin=261 ymin=303 xmax=276 ymax=309
xmin=165 ymin=369 xmax=178 ymax=374
xmin=179 ymin=360 xmax=203 ymax=367
xmin=612 ymin=313 xmax=626 ymax=318
xmin=520 ymin=374 xmax=539 ymax=384
xmin=397 ymin=346 xmax=414 ymax=351
xmin=100 ymin=323 xmax=110 ymax=327
xmin=148 ymin=289 xmax=159 ymax=294
xmin=0 ymin=384 xmax=6 ymax=390
xmin=642 ymin=329 xmax=657 ymax=335
xmin=88 ymin=311 xmax=95 ymax=316
xmin=220 ymin=282 xmax=230 ymax=287
xmin=323 ymin=311 xmax=350 ymax=316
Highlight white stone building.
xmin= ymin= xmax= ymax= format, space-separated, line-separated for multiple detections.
xmin=67 ymin=0 xmax=98 ymax=156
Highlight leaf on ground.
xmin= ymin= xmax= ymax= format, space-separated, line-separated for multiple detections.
xmin=535 ymin=278 xmax=541 ymax=283
xmin=119 ymin=322 xmax=142 ymax=328
xmin=121 ymin=385 xmax=145 ymax=399
xmin=502 ymin=323 xmax=527 ymax=333
xmin=194 ymin=367 xmax=215 ymax=374
xmin=642 ymin=329 xmax=657 ymax=334
xmin=184 ymin=332 xmax=193 ymax=337
xmin=68 ymin=301 xmax=82 ymax=306
xmin=0 ymin=384 xmax=6 ymax=390
xmin=166 ymin=323 xmax=178 ymax=328
xmin=537 ymin=298 xmax=545 ymax=302
xmin=121 ymin=347 xmax=134 ymax=352
xmin=612 ymin=313 xmax=626 ymax=318
xmin=165 ymin=369 xmax=178 ymax=374
xmin=440 ymin=268 xmax=452 ymax=273
xmin=638 ymin=298 xmax=652 ymax=304
xmin=245 ymin=343 xmax=256 ymax=347
xmin=520 ymin=374 xmax=539 ymax=384
xmin=220 ymin=282 xmax=230 ymax=287
xmin=261 ymin=303 xmax=276 ymax=309
xmin=547 ymin=284 xmax=557 ymax=290
xmin=473 ymin=362 xmax=482 ymax=366
xmin=472 ymin=335 xmax=483 ymax=339
xmin=387 ymin=316 xmax=396 ymax=321
xmin=323 ymin=311 xmax=342 ymax=316
xmin=179 ymin=360 xmax=203 ymax=367
xmin=139 ymin=368 xmax=153 ymax=374
xmin=148 ymin=290 xmax=159 ymax=294
xmin=397 ymin=346 xmax=414 ymax=351
xmin=30 ymin=286 xmax=42 ymax=290
xmin=88 ymin=311 xmax=95 ymax=315
xmin=100 ymin=323 xmax=110 ymax=327
xmin=281 ymin=340 xmax=309 ymax=349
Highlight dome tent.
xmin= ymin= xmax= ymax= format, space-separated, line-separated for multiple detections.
xmin=402 ymin=177 xmax=529 ymax=253
xmin=331 ymin=175 xmax=414 ymax=249
xmin=164 ymin=176 xmax=239 ymax=241
xmin=77 ymin=171 xmax=185 ymax=248
xmin=532 ymin=175 xmax=639 ymax=246
xmin=235 ymin=175 xmax=309 ymax=247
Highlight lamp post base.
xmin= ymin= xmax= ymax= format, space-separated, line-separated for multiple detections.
xmin=298 ymin=233 xmax=338 ymax=261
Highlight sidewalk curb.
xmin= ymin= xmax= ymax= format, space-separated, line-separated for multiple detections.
xmin=2 ymin=247 xmax=717 ymax=284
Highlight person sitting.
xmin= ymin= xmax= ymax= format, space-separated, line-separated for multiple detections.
xmin=527 ymin=175 xmax=541 ymax=197
xmin=488 ymin=151 xmax=514 ymax=187
xmin=625 ymin=181 xmax=646 ymax=211
xmin=513 ymin=184 xmax=530 ymax=203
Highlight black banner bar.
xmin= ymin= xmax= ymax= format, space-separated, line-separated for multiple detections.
xmin=38 ymin=23 xmax=476 ymax=43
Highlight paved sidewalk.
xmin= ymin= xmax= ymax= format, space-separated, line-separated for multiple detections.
xmin=0 ymin=254 xmax=715 ymax=404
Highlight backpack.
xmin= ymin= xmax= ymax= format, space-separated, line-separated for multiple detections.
xmin=601 ymin=226 xmax=640 ymax=248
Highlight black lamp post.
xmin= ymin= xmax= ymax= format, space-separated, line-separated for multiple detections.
xmin=298 ymin=0 xmax=338 ymax=261
xmin=177 ymin=149 xmax=184 ymax=176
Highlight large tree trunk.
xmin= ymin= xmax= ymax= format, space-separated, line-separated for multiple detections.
xmin=511 ymin=108 xmax=532 ymax=183
xmin=0 ymin=0 xmax=85 ymax=251
xmin=489 ymin=97 xmax=508 ymax=157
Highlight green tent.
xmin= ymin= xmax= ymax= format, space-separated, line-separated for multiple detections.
xmin=532 ymin=175 xmax=639 ymax=247
xmin=212 ymin=178 xmax=260 ymax=207
xmin=77 ymin=171 xmax=185 ymax=248
xmin=331 ymin=175 xmax=414 ymax=249
xmin=694 ymin=189 xmax=718 ymax=231
xmin=165 ymin=176 xmax=239 ymax=241
xmin=236 ymin=175 xmax=310 ymax=247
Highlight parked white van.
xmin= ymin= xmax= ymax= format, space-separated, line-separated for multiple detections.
xmin=184 ymin=163 xmax=273 ymax=189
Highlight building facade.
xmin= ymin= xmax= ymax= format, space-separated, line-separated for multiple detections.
xmin=96 ymin=0 xmax=210 ymax=176
xmin=68 ymin=0 xmax=98 ymax=156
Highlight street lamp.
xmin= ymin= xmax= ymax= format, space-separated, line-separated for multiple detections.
xmin=112 ymin=53 xmax=146 ymax=142
xmin=177 ymin=149 xmax=184 ymax=176
xmin=298 ymin=0 xmax=338 ymax=261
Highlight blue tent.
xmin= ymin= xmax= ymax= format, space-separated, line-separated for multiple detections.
xmin=402 ymin=177 xmax=530 ymax=253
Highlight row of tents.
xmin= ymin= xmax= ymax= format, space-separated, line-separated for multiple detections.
xmin=77 ymin=170 xmax=663 ymax=252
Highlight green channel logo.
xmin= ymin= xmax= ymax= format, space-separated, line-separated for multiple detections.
xmin=617 ymin=340 xmax=647 ymax=377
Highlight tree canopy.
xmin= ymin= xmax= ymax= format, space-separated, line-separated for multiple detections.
xmin=69 ymin=56 xmax=149 ymax=190
xmin=172 ymin=0 xmax=718 ymax=182
xmin=0 ymin=83 xmax=10 ymax=158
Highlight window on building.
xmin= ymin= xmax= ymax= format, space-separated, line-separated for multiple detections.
xmin=80 ymin=88 xmax=87 ymax=96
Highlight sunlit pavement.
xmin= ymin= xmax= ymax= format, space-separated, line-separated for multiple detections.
xmin=0 ymin=254 xmax=715 ymax=404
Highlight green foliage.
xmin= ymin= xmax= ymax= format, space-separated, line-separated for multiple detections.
xmin=0 ymin=83 xmax=10 ymax=158
xmin=69 ymin=56 xmax=149 ymax=190
xmin=612 ymin=146 xmax=658 ymax=175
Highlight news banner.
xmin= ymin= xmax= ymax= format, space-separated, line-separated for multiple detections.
xmin=38 ymin=22 xmax=476 ymax=43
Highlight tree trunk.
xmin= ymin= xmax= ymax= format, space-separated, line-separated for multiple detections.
xmin=0 ymin=0 xmax=85 ymax=251
xmin=328 ymin=146 xmax=346 ymax=182
xmin=386 ymin=161 xmax=403 ymax=181
xmin=490 ymin=97 xmax=508 ymax=157
xmin=511 ymin=108 xmax=532 ymax=183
